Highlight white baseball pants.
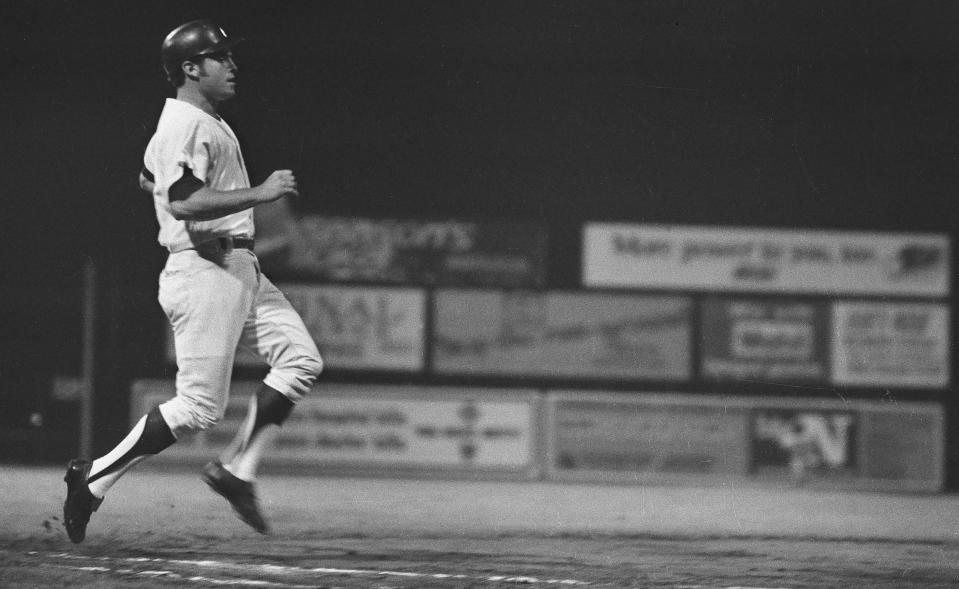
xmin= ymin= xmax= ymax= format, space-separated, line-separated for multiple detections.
xmin=156 ymin=244 xmax=323 ymax=437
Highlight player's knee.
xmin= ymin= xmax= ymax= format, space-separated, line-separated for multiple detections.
xmin=269 ymin=352 xmax=323 ymax=398
xmin=160 ymin=396 xmax=225 ymax=435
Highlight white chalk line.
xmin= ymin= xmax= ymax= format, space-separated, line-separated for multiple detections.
xmin=29 ymin=551 xmax=590 ymax=586
xmin=677 ymin=586 xmax=790 ymax=589
xmin=44 ymin=564 xmax=316 ymax=588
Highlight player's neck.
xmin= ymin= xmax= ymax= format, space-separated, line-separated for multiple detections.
xmin=176 ymin=85 xmax=220 ymax=117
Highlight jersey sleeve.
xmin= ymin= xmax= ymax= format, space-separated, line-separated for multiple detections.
xmin=173 ymin=120 xmax=215 ymax=185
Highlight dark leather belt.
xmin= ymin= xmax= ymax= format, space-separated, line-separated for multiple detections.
xmin=215 ymin=236 xmax=255 ymax=250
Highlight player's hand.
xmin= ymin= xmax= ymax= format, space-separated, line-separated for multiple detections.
xmin=139 ymin=172 xmax=155 ymax=194
xmin=259 ymin=170 xmax=299 ymax=201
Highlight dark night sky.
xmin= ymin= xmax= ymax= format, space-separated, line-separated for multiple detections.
xmin=5 ymin=1 xmax=959 ymax=248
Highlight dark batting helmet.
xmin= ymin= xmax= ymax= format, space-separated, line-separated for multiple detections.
xmin=161 ymin=20 xmax=243 ymax=83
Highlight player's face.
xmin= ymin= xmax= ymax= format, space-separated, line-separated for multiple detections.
xmin=197 ymin=51 xmax=238 ymax=101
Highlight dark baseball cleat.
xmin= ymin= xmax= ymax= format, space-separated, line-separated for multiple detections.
xmin=63 ymin=459 xmax=103 ymax=544
xmin=202 ymin=461 xmax=269 ymax=534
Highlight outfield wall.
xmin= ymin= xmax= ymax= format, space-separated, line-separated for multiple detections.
xmin=130 ymin=379 xmax=944 ymax=492
xmin=131 ymin=220 xmax=953 ymax=492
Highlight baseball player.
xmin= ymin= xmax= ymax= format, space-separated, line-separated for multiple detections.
xmin=63 ymin=19 xmax=324 ymax=543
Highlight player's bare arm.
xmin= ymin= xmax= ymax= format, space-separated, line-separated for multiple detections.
xmin=168 ymin=169 xmax=299 ymax=221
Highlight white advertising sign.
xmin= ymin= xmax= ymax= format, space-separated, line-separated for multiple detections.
xmin=832 ymin=302 xmax=950 ymax=388
xmin=583 ymin=223 xmax=950 ymax=296
xmin=131 ymin=381 xmax=537 ymax=471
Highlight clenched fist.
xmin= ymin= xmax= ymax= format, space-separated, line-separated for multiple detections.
xmin=259 ymin=170 xmax=299 ymax=201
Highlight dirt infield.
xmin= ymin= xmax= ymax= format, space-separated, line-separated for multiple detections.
xmin=3 ymin=465 xmax=959 ymax=588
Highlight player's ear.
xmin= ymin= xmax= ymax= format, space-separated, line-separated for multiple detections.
xmin=182 ymin=59 xmax=201 ymax=81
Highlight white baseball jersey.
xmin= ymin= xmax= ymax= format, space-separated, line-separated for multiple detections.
xmin=144 ymin=98 xmax=255 ymax=252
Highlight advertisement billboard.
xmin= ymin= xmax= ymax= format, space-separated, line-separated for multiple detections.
xmin=546 ymin=392 xmax=944 ymax=491
xmin=547 ymin=392 xmax=749 ymax=481
xmin=831 ymin=302 xmax=950 ymax=388
xmin=583 ymin=223 xmax=950 ymax=296
xmin=131 ymin=380 xmax=539 ymax=474
xmin=256 ymin=212 xmax=548 ymax=287
xmin=750 ymin=409 xmax=857 ymax=483
xmin=433 ymin=291 xmax=692 ymax=380
xmin=748 ymin=403 xmax=944 ymax=489
xmin=859 ymin=410 xmax=944 ymax=483
xmin=701 ymin=298 xmax=828 ymax=383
